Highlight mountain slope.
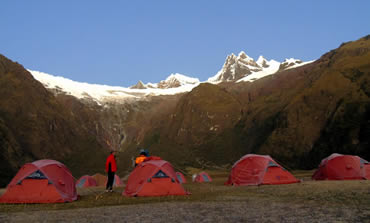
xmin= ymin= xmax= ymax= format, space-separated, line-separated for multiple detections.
xmin=0 ymin=55 xmax=109 ymax=187
xmin=135 ymin=35 xmax=370 ymax=169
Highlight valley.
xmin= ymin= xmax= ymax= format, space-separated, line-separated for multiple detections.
xmin=0 ymin=35 xmax=369 ymax=187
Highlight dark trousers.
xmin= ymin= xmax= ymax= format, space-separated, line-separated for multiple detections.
xmin=106 ymin=171 xmax=115 ymax=190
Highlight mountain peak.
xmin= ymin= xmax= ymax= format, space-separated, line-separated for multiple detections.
xmin=165 ymin=73 xmax=199 ymax=83
xmin=237 ymin=51 xmax=250 ymax=59
xmin=256 ymin=56 xmax=269 ymax=68
xmin=130 ymin=80 xmax=147 ymax=89
xmin=158 ymin=73 xmax=200 ymax=89
xmin=209 ymin=51 xmax=267 ymax=83
xmin=208 ymin=50 xmax=312 ymax=83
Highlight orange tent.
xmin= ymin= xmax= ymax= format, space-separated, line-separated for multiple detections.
xmin=76 ymin=175 xmax=97 ymax=188
xmin=92 ymin=173 xmax=107 ymax=186
xmin=0 ymin=159 xmax=77 ymax=203
xmin=194 ymin=172 xmax=212 ymax=183
xmin=312 ymin=153 xmax=370 ymax=180
xmin=225 ymin=154 xmax=299 ymax=186
xmin=175 ymin=172 xmax=187 ymax=184
xmin=123 ymin=158 xmax=188 ymax=197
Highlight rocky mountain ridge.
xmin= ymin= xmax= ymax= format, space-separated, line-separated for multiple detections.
xmin=207 ymin=52 xmax=311 ymax=83
xmin=29 ymin=52 xmax=310 ymax=105
xmin=131 ymin=73 xmax=200 ymax=89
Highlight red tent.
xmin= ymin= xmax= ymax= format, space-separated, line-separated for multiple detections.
xmin=194 ymin=172 xmax=212 ymax=183
xmin=92 ymin=173 xmax=107 ymax=186
xmin=0 ymin=159 xmax=77 ymax=203
xmin=123 ymin=158 xmax=188 ymax=197
xmin=312 ymin=153 xmax=370 ymax=180
xmin=91 ymin=173 xmax=123 ymax=187
xmin=365 ymin=164 xmax=370 ymax=180
xmin=111 ymin=174 xmax=124 ymax=187
xmin=175 ymin=172 xmax=187 ymax=184
xmin=225 ymin=154 xmax=299 ymax=186
xmin=76 ymin=175 xmax=97 ymax=188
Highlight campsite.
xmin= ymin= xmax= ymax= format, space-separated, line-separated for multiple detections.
xmin=1 ymin=1 xmax=370 ymax=222
xmin=0 ymin=154 xmax=370 ymax=222
xmin=1 ymin=167 xmax=370 ymax=222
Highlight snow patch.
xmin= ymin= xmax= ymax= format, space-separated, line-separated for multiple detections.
xmin=285 ymin=60 xmax=315 ymax=70
xmin=164 ymin=73 xmax=200 ymax=85
xmin=256 ymin=56 xmax=267 ymax=65
xmin=237 ymin=60 xmax=280 ymax=83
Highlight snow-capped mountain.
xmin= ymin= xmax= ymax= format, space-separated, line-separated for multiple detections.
xmin=29 ymin=51 xmax=313 ymax=105
xmin=130 ymin=80 xmax=147 ymax=89
xmin=208 ymin=52 xmax=313 ymax=83
xmin=157 ymin=73 xmax=200 ymax=89
xmin=208 ymin=51 xmax=263 ymax=83
xmin=29 ymin=70 xmax=200 ymax=104
xmin=130 ymin=73 xmax=200 ymax=89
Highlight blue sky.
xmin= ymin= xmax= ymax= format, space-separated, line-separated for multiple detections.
xmin=1 ymin=1 xmax=369 ymax=86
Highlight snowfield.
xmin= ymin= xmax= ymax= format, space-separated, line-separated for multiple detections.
xmin=29 ymin=70 xmax=200 ymax=104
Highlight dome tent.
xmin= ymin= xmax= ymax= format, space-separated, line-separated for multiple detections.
xmin=0 ymin=159 xmax=77 ymax=203
xmin=175 ymin=172 xmax=187 ymax=184
xmin=312 ymin=153 xmax=370 ymax=180
xmin=225 ymin=154 xmax=299 ymax=186
xmin=123 ymin=157 xmax=188 ymax=197
xmin=92 ymin=173 xmax=107 ymax=186
xmin=91 ymin=173 xmax=123 ymax=187
xmin=112 ymin=174 xmax=124 ymax=186
xmin=76 ymin=175 xmax=97 ymax=188
xmin=193 ymin=172 xmax=212 ymax=183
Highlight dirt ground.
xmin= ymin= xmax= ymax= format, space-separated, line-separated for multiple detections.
xmin=1 ymin=199 xmax=369 ymax=223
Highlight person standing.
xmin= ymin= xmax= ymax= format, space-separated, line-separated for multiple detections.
xmin=135 ymin=149 xmax=148 ymax=167
xmin=105 ymin=151 xmax=117 ymax=192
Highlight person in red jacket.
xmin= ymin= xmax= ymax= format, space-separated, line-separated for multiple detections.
xmin=105 ymin=151 xmax=117 ymax=192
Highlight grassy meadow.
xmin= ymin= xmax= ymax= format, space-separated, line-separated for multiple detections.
xmin=0 ymin=169 xmax=369 ymax=216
